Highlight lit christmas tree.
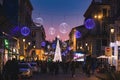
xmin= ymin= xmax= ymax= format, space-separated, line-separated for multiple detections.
xmin=53 ymin=39 xmax=62 ymax=62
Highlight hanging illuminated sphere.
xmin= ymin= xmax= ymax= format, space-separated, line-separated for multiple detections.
xmin=11 ymin=26 xmax=20 ymax=35
xmin=34 ymin=17 xmax=43 ymax=26
xmin=62 ymin=42 xmax=67 ymax=47
xmin=84 ymin=18 xmax=95 ymax=29
xmin=68 ymin=46 xmax=71 ymax=51
xmin=75 ymin=30 xmax=81 ymax=38
xmin=21 ymin=26 xmax=30 ymax=36
xmin=52 ymin=43 xmax=56 ymax=49
xmin=48 ymin=27 xmax=56 ymax=35
xmin=59 ymin=22 xmax=70 ymax=34
xmin=41 ymin=41 xmax=46 ymax=47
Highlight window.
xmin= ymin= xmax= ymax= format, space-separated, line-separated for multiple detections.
xmin=102 ymin=8 xmax=107 ymax=17
xmin=118 ymin=27 xmax=120 ymax=35
xmin=102 ymin=39 xmax=107 ymax=46
xmin=31 ymin=31 xmax=36 ymax=37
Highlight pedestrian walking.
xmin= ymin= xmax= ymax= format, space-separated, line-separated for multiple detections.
xmin=85 ymin=54 xmax=91 ymax=77
xmin=70 ymin=61 xmax=76 ymax=77
xmin=2 ymin=59 xmax=12 ymax=80
xmin=10 ymin=58 xmax=19 ymax=80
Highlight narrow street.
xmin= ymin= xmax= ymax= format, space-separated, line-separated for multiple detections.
xmin=30 ymin=72 xmax=99 ymax=80
xmin=23 ymin=67 xmax=100 ymax=80
xmin=1 ymin=1 xmax=120 ymax=80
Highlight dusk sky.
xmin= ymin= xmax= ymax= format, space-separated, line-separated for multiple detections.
xmin=30 ymin=0 xmax=92 ymax=41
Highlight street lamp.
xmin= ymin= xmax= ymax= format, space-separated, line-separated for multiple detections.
xmin=85 ymin=43 xmax=88 ymax=46
xmin=110 ymin=28 xmax=114 ymax=34
xmin=109 ymin=26 xmax=115 ymax=66
xmin=23 ymin=39 xmax=26 ymax=58
xmin=85 ymin=42 xmax=88 ymax=51
xmin=94 ymin=14 xmax=102 ymax=20
xmin=28 ymin=42 xmax=31 ymax=45
xmin=23 ymin=39 xmax=25 ymax=42
xmin=110 ymin=26 xmax=115 ymax=42
xmin=33 ymin=45 xmax=36 ymax=48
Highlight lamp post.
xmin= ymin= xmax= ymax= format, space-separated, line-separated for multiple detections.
xmin=85 ymin=42 xmax=88 ymax=51
xmin=110 ymin=27 xmax=115 ymax=42
xmin=28 ymin=42 xmax=31 ymax=46
xmin=23 ymin=39 xmax=26 ymax=58
xmin=109 ymin=26 xmax=115 ymax=66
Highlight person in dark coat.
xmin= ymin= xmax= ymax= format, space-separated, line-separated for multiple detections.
xmin=70 ymin=61 xmax=76 ymax=77
xmin=10 ymin=58 xmax=19 ymax=80
xmin=91 ymin=55 xmax=97 ymax=74
xmin=54 ymin=61 xmax=59 ymax=75
xmin=2 ymin=59 xmax=12 ymax=80
xmin=85 ymin=54 xmax=91 ymax=77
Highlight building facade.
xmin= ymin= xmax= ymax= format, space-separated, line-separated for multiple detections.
xmin=83 ymin=0 xmax=113 ymax=56
xmin=0 ymin=0 xmax=34 ymax=63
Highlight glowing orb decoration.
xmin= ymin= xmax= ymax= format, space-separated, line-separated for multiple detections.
xmin=59 ymin=22 xmax=70 ymax=34
xmin=47 ymin=45 xmax=50 ymax=49
xmin=52 ymin=43 xmax=56 ymax=49
xmin=68 ymin=46 xmax=71 ymax=51
xmin=41 ymin=41 xmax=46 ymax=47
xmin=62 ymin=52 xmax=66 ymax=56
xmin=48 ymin=27 xmax=56 ymax=35
xmin=62 ymin=42 xmax=67 ymax=47
xmin=65 ymin=50 xmax=68 ymax=53
xmin=84 ymin=18 xmax=95 ymax=29
xmin=75 ymin=30 xmax=81 ymax=38
xmin=11 ymin=26 xmax=20 ymax=35
xmin=34 ymin=17 xmax=43 ymax=26
xmin=21 ymin=26 xmax=30 ymax=36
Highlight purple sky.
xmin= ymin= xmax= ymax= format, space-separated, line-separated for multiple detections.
xmin=30 ymin=0 xmax=92 ymax=41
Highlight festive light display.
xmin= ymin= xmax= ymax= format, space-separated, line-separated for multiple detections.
xmin=21 ymin=26 xmax=30 ymax=36
xmin=10 ymin=26 xmax=20 ymax=35
xmin=75 ymin=30 xmax=81 ymax=38
xmin=59 ymin=22 xmax=70 ymax=34
xmin=62 ymin=42 xmax=67 ymax=47
xmin=41 ymin=41 xmax=46 ymax=47
xmin=52 ymin=43 xmax=56 ymax=49
xmin=34 ymin=17 xmax=43 ymax=26
xmin=53 ymin=39 xmax=62 ymax=62
xmin=48 ymin=27 xmax=56 ymax=35
xmin=84 ymin=18 xmax=95 ymax=29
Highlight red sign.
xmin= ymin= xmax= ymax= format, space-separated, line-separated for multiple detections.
xmin=105 ymin=47 xmax=112 ymax=56
xmin=106 ymin=48 xmax=110 ymax=52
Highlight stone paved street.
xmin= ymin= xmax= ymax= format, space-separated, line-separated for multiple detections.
xmin=31 ymin=73 xmax=100 ymax=80
xmin=27 ymin=70 xmax=101 ymax=80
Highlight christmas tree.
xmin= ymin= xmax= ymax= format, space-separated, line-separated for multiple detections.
xmin=53 ymin=39 xmax=62 ymax=62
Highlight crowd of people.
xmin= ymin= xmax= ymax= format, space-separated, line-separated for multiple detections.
xmin=2 ymin=58 xmax=19 ymax=80
xmin=35 ymin=53 xmax=97 ymax=78
xmin=0 ymin=53 xmax=98 ymax=80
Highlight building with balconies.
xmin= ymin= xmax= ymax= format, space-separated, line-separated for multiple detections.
xmin=83 ymin=0 xmax=113 ymax=56
xmin=69 ymin=25 xmax=89 ymax=52
xmin=0 ymin=0 xmax=34 ymax=62
xmin=28 ymin=24 xmax=46 ymax=61
xmin=108 ymin=0 xmax=120 ymax=71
